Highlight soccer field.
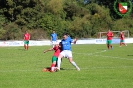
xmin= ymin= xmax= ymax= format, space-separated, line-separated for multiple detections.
xmin=0 ymin=44 xmax=133 ymax=88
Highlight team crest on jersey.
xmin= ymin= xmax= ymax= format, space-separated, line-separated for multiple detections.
xmin=113 ymin=0 xmax=132 ymax=17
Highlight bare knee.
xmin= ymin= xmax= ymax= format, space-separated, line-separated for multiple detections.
xmin=69 ymin=57 xmax=73 ymax=63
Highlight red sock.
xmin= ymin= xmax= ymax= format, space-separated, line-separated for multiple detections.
xmin=24 ymin=45 xmax=26 ymax=49
xmin=50 ymin=63 xmax=55 ymax=68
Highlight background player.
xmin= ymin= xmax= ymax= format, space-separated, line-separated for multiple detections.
xmin=24 ymin=31 xmax=30 ymax=50
xmin=51 ymin=30 xmax=58 ymax=47
xmin=120 ymin=31 xmax=127 ymax=47
xmin=106 ymin=29 xmax=114 ymax=50
xmin=42 ymin=42 xmax=62 ymax=72
xmin=57 ymin=33 xmax=80 ymax=71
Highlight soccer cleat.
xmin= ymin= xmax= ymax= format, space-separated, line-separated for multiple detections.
xmin=76 ymin=67 xmax=80 ymax=71
xmin=56 ymin=67 xmax=60 ymax=72
xmin=51 ymin=67 xmax=58 ymax=72
xmin=111 ymin=46 xmax=114 ymax=50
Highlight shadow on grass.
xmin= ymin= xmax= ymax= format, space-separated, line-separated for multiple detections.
xmin=127 ymin=55 xmax=133 ymax=56
xmin=97 ymin=49 xmax=106 ymax=50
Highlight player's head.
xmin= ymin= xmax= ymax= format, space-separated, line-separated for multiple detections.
xmin=121 ymin=31 xmax=124 ymax=34
xmin=54 ymin=42 xmax=59 ymax=47
xmin=25 ymin=31 xmax=28 ymax=34
xmin=53 ymin=30 xmax=55 ymax=33
xmin=62 ymin=33 xmax=68 ymax=40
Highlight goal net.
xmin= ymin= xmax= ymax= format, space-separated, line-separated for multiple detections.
xmin=97 ymin=30 xmax=129 ymax=39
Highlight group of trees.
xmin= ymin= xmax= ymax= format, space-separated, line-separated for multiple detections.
xmin=0 ymin=0 xmax=133 ymax=40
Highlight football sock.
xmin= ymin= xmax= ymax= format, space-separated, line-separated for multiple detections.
xmin=57 ymin=58 xmax=61 ymax=70
xmin=71 ymin=61 xmax=78 ymax=68
xmin=27 ymin=45 xmax=29 ymax=50
xmin=51 ymin=63 xmax=55 ymax=68
xmin=24 ymin=45 xmax=26 ymax=49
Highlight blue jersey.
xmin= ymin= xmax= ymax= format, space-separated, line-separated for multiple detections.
xmin=61 ymin=37 xmax=73 ymax=50
xmin=51 ymin=33 xmax=57 ymax=41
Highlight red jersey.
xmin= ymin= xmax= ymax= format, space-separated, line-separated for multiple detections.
xmin=107 ymin=32 xmax=113 ymax=40
xmin=24 ymin=33 xmax=30 ymax=40
xmin=120 ymin=33 xmax=124 ymax=40
xmin=53 ymin=46 xmax=61 ymax=57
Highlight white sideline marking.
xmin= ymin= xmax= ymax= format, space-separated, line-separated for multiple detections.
xmin=73 ymin=50 xmax=133 ymax=60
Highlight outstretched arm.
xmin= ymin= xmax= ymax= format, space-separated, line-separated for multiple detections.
xmin=72 ymin=38 xmax=78 ymax=44
xmin=44 ymin=48 xmax=53 ymax=53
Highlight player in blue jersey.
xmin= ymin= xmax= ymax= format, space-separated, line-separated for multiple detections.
xmin=51 ymin=30 xmax=58 ymax=47
xmin=57 ymin=33 xmax=80 ymax=71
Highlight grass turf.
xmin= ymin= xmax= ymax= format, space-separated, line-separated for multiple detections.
xmin=0 ymin=44 xmax=133 ymax=88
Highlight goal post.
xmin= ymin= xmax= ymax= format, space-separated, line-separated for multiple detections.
xmin=97 ymin=30 xmax=130 ymax=39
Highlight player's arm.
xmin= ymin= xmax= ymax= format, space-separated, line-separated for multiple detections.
xmin=50 ymin=34 xmax=52 ymax=42
xmin=111 ymin=33 xmax=114 ymax=37
xmin=29 ymin=34 xmax=30 ymax=40
xmin=44 ymin=48 xmax=53 ymax=53
xmin=23 ymin=35 xmax=25 ymax=41
xmin=71 ymin=38 xmax=78 ymax=44
xmin=56 ymin=35 xmax=58 ymax=41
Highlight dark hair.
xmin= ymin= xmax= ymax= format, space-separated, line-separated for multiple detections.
xmin=62 ymin=32 xmax=68 ymax=36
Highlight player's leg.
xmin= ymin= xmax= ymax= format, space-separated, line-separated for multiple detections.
xmin=57 ymin=51 xmax=64 ymax=70
xmin=120 ymin=40 xmax=122 ymax=47
xmin=107 ymin=44 xmax=109 ymax=49
xmin=122 ymin=40 xmax=127 ymax=46
xmin=24 ymin=41 xmax=27 ymax=50
xmin=67 ymin=51 xmax=80 ymax=71
xmin=27 ymin=41 xmax=29 ymax=50
xmin=52 ymin=41 xmax=56 ymax=48
xmin=109 ymin=40 xmax=113 ymax=49
xmin=107 ymin=40 xmax=110 ymax=49
xmin=51 ymin=56 xmax=57 ymax=72
xmin=24 ymin=44 xmax=26 ymax=50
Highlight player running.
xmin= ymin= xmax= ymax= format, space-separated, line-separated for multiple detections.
xmin=42 ymin=42 xmax=62 ymax=72
xmin=51 ymin=30 xmax=58 ymax=47
xmin=24 ymin=31 xmax=30 ymax=50
xmin=57 ymin=33 xmax=80 ymax=71
xmin=106 ymin=29 xmax=114 ymax=50
xmin=119 ymin=31 xmax=127 ymax=47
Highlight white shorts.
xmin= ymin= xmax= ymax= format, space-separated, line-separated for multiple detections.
xmin=51 ymin=41 xmax=57 ymax=45
xmin=60 ymin=50 xmax=72 ymax=58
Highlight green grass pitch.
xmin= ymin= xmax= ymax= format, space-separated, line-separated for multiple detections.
xmin=0 ymin=44 xmax=133 ymax=88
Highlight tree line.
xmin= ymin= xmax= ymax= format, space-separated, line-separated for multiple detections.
xmin=0 ymin=0 xmax=133 ymax=40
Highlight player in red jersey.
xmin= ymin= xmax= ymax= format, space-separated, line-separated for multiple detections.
xmin=24 ymin=31 xmax=30 ymax=50
xmin=106 ymin=29 xmax=114 ymax=49
xmin=120 ymin=31 xmax=127 ymax=47
xmin=42 ymin=42 xmax=62 ymax=72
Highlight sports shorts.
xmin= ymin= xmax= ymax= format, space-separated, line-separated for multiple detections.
xmin=107 ymin=40 xmax=112 ymax=44
xmin=120 ymin=40 xmax=124 ymax=43
xmin=24 ymin=40 xmax=29 ymax=45
xmin=52 ymin=56 xmax=58 ymax=63
xmin=60 ymin=50 xmax=72 ymax=58
xmin=51 ymin=41 xmax=57 ymax=45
